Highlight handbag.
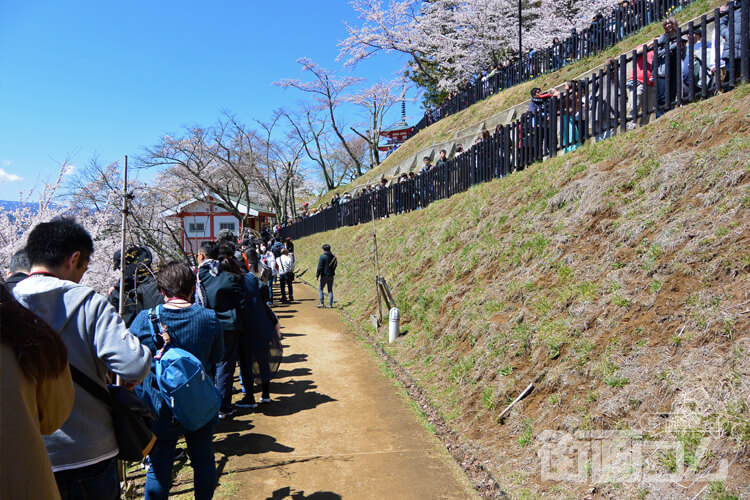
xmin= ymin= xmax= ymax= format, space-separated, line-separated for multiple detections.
xmin=69 ymin=364 xmax=157 ymax=462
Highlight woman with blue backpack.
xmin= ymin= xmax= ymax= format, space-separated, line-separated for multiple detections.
xmin=130 ymin=262 xmax=225 ymax=500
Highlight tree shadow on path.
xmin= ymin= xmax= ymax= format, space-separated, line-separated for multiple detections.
xmin=275 ymin=367 xmax=312 ymax=378
xmin=267 ymin=486 xmax=342 ymax=500
xmin=262 ymin=378 xmax=336 ymax=417
xmin=214 ymin=432 xmax=294 ymax=457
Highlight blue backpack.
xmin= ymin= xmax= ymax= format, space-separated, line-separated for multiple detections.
xmin=148 ymin=307 xmax=221 ymax=431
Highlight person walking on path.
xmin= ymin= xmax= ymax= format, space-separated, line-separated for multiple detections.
xmin=129 ymin=262 xmax=225 ymax=500
xmin=316 ymin=244 xmax=337 ymax=308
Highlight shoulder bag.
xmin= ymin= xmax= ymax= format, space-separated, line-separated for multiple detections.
xmin=69 ymin=365 xmax=156 ymax=462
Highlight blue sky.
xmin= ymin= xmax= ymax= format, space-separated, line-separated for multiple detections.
xmin=0 ymin=0 xmax=412 ymax=200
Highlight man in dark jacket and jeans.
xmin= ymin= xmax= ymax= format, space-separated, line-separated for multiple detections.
xmin=316 ymin=244 xmax=337 ymax=308
xmin=195 ymin=241 xmax=245 ymax=419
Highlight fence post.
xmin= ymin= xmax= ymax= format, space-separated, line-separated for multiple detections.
xmin=549 ymin=97 xmax=558 ymax=157
xmin=742 ymin=0 xmax=750 ymax=83
xmin=729 ymin=2 xmax=736 ymax=89
xmin=676 ymin=25 xmax=684 ymax=108
xmin=619 ymin=54 xmax=627 ymax=132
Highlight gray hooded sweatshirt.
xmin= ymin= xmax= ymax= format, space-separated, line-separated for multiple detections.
xmin=13 ymin=275 xmax=152 ymax=471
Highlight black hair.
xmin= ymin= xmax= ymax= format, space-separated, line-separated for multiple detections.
xmin=1 ymin=283 xmax=68 ymax=382
xmin=219 ymin=256 xmax=242 ymax=277
xmin=9 ymin=248 xmax=30 ymax=274
xmin=322 ymin=244 xmax=331 ymax=252
xmin=199 ymin=240 xmax=219 ymax=260
xmin=217 ymin=242 xmax=236 ymax=259
xmin=244 ymin=248 xmax=259 ymax=273
xmin=156 ymin=261 xmax=195 ymax=300
xmin=25 ymin=218 xmax=94 ymax=268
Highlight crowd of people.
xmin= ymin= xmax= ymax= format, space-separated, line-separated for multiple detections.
xmin=279 ymin=0 xmax=746 ymax=242
xmin=410 ymin=0 xmax=696 ymax=136
xmin=0 ymin=218 xmax=300 ymax=499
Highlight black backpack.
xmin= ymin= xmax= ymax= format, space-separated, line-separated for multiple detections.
xmin=108 ymin=245 xmax=163 ymax=326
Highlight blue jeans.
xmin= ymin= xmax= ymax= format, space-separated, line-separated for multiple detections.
xmin=268 ymin=275 xmax=276 ymax=302
xmin=319 ymin=276 xmax=334 ymax=306
xmin=145 ymin=423 xmax=216 ymax=500
xmin=54 ymin=456 xmax=119 ymax=500
xmin=656 ymin=75 xmax=666 ymax=117
xmin=215 ymin=330 xmax=239 ymax=411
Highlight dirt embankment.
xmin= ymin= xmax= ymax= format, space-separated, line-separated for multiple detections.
xmin=295 ymin=86 xmax=750 ymax=499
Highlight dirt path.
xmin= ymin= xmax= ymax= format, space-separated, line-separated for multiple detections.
xmin=138 ymin=280 xmax=479 ymax=499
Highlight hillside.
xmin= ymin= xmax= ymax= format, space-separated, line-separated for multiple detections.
xmin=294 ymin=86 xmax=750 ymax=499
xmin=315 ymin=0 xmax=725 ymax=208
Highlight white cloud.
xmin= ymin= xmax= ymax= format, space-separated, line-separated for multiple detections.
xmin=0 ymin=168 xmax=23 ymax=183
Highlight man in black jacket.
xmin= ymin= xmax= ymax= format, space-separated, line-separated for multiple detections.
xmin=5 ymin=248 xmax=30 ymax=291
xmin=316 ymin=244 xmax=337 ymax=308
xmin=195 ymin=241 xmax=245 ymax=419
xmin=106 ymin=245 xmax=163 ymax=326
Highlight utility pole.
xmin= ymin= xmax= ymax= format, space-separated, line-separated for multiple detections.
xmin=117 ymin=155 xmax=134 ymax=495
xmin=118 ymin=155 xmax=129 ymax=317
xmin=518 ymin=0 xmax=523 ymax=60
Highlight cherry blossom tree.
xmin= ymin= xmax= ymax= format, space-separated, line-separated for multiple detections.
xmin=139 ymin=115 xmax=266 ymax=229
xmin=339 ymin=0 xmax=625 ymax=101
xmin=284 ymin=104 xmax=360 ymax=191
xmin=252 ymin=111 xmax=306 ymax=221
xmin=531 ymin=0 xmax=620 ymax=46
xmin=346 ymin=79 xmax=408 ymax=167
xmin=275 ymin=58 xmax=369 ymax=177
xmin=0 ymin=162 xmax=123 ymax=295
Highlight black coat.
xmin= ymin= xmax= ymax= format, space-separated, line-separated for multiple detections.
xmin=107 ymin=278 xmax=164 ymax=327
xmin=316 ymin=251 xmax=337 ymax=278
xmin=198 ymin=267 xmax=245 ymax=333
xmin=241 ymin=273 xmax=274 ymax=348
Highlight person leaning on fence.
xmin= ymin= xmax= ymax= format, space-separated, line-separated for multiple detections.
xmin=529 ymin=87 xmax=560 ymax=155
xmin=685 ymin=30 xmax=716 ymax=94
xmin=593 ymin=57 xmax=622 ymax=142
xmin=13 ymin=218 xmax=152 ymax=500
xmin=655 ymin=17 xmax=680 ymax=117
xmin=719 ymin=0 xmax=745 ymax=87
xmin=562 ymin=80 xmax=582 ymax=152
xmin=627 ymin=43 xmax=655 ymax=126
xmin=1 ymin=283 xmax=74 ymax=500
xmin=129 ymin=261 xmax=224 ymax=500
xmin=316 ymin=244 xmax=337 ymax=308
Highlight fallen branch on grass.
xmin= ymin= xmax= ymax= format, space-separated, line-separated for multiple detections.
xmin=497 ymin=383 xmax=534 ymax=423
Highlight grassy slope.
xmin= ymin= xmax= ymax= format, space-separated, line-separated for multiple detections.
xmin=315 ymin=0 xmax=725 ymax=208
xmin=295 ymin=86 xmax=750 ymax=499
